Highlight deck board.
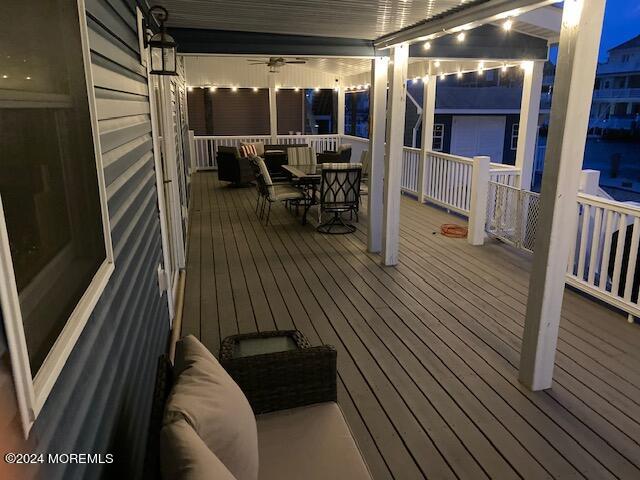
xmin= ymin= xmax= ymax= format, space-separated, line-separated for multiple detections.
xmin=182 ymin=172 xmax=640 ymax=480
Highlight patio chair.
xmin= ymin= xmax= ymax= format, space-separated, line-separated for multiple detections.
xmin=317 ymin=163 xmax=362 ymax=234
xmin=217 ymin=146 xmax=255 ymax=186
xmin=255 ymin=156 xmax=305 ymax=225
xmin=286 ymin=146 xmax=316 ymax=166
xmin=317 ymin=144 xmax=352 ymax=164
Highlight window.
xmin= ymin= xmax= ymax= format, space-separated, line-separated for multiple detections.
xmin=344 ymin=90 xmax=370 ymax=138
xmin=0 ymin=0 xmax=113 ymax=435
xmin=433 ymin=124 xmax=445 ymax=151
xmin=304 ymin=89 xmax=337 ymax=134
xmin=622 ymin=54 xmax=631 ymax=63
xmin=511 ymin=123 xmax=520 ymax=150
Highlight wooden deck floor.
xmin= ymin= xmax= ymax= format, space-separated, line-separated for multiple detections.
xmin=182 ymin=172 xmax=640 ymax=480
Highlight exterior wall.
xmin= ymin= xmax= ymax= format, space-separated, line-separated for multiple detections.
xmin=1 ymin=1 xmax=170 ymax=479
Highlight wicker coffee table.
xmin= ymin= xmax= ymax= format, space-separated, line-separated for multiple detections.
xmin=220 ymin=330 xmax=336 ymax=414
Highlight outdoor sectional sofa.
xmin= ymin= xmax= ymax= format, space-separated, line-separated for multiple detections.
xmin=146 ymin=334 xmax=372 ymax=480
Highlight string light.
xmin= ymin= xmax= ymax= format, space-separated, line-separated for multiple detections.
xmin=423 ymin=41 xmax=431 ymax=50
xmin=356 ymin=85 xmax=362 ymax=90
xmin=314 ymin=87 xmax=320 ymax=92
xmin=231 ymin=86 xmax=238 ymax=92
xmin=187 ymin=86 xmax=193 ymax=91
xmin=252 ymin=87 xmax=258 ymax=92
xmin=456 ymin=32 xmax=466 ymax=42
xmin=209 ymin=86 xmax=216 ymax=92
xmin=365 ymin=83 xmax=370 ymax=89
xmin=457 ymin=71 xmax=463 ymax=79
xmin=294 ymin=87 xmax=300 ymax=92
xmin=501 ymin=64 xmax=508 ymax=73
xmin=275 ymin=86 xmax=280 ymax=92
xmin=503 ymin=18 xmax=513 ymax=31
xmin=440 ymin=73 xmax=446 ymax=81
xmin=434 ymin=60 xmax=441 ymax=68
xmin=412 ymin=77 xmax=419 ymax=84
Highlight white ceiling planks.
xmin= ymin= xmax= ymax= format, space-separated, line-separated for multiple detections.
xmin=156 ymin=0 xmax=480 ymax=39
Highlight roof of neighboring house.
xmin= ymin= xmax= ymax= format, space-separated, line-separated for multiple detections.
xmin=609 ymin=34 xmax=640 ymax=52
xmin=435 ymin=86 xmax=551 ymax=111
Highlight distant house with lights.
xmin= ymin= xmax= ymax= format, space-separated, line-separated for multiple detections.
xmin=404 ymin=62 xmax=555 ymax=165
xmin=590 ymin=34 xmax=640 ymax=137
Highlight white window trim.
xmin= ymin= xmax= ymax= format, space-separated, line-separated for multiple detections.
xmin=510 ymin=123 xmax=519 ymax=150
xmin=433 ymin=123 xmax=445 ymax=152
xmin=0 ymin=0 xmax=114 ymax=438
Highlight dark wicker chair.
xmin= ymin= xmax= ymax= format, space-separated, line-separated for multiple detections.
xmin=217 ymin=146 xmax=255 ymax=186
xmin=317 ymin=163 xmax=362 ymax=234
xmin=317 ymin=144 xmax=352 ymax=164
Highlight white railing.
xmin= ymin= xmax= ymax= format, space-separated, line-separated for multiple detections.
xmin=568 ymin=194 xmax=640 ymax=320
xmin=193 ymin=134 xmax=343 ymax=170
xmin=401 ymin=147 xmax=421 ymax=194
xmin=489 ymin=163 xmax=521 ymax=188
xmin=423 ymin=151 xmax=474 ymax=215
xmin=276 ymin=134 xmax=340 ymax=153
xmin=193 ymin=135 xmax=271 ymax=169
xmin=592 ymin=88 xmax=640 ymax=99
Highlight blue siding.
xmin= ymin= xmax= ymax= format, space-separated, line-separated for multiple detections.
xmin=0 ymin=1 xmax=170 ymax=478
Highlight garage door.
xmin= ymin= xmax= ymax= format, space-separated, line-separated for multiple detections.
xmin=450 ymin=116 xmax=506 ymax=164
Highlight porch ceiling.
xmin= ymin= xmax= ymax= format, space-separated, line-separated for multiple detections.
xmin=156 ymin=0 xmax=490 ymax=40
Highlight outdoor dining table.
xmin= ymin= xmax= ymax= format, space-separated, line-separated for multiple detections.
xmin=281 ymin=164 xmax=322 ymax=225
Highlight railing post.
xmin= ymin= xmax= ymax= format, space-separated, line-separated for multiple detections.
xmin=468 ymin=155 xmax=491 ymax=246
xmin=418 ymin=74 xmax=436 ymax=202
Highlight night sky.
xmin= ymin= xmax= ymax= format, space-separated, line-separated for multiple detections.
xmin=598 ymin=0 xmax=640 ymax=60
xmin=549 ymin=0 xmax=640 ymax=63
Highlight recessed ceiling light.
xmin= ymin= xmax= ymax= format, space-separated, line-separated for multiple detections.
xmin=423 ymin=41 xmax=431 ymax=50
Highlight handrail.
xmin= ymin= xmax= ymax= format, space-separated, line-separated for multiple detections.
xmin=426 ymin=150 xmax=474 ymax=165
xmin=577 ymin=192 xmax=640 ymax=217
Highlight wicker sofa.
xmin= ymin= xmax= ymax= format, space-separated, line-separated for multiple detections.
xmin=147 ymin=334 xmax=372 ymax=480
xmin=217 ymin=146 xmax=255 ymax=186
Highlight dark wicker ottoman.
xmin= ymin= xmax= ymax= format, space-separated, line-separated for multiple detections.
xmin=220 ymin=330 xmax=337 ymax=415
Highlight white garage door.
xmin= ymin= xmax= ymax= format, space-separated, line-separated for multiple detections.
xmin=450 ymin=115 xmax=506 ymax=164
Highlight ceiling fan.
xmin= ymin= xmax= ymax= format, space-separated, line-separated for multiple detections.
xmin=248 ymin=57 xmax=306 ymax=73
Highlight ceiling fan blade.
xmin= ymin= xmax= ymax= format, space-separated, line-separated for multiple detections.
xmin=285 ymin=60 xmax=307 ymax=64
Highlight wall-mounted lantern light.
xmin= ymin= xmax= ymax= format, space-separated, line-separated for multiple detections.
xmin=146 ymin=6 xmax=177 ymax=76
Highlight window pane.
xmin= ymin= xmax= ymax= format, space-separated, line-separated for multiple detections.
xmin=345 ymin=91 xmax=369 ymax=138
xmin=0 ymin=0 xmax=106 ymax=376
xmin=304 ymin=89 xmax=336 ymax=134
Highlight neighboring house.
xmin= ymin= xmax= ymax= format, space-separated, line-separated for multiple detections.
xmin=404 ymin=63 xmax=554 ymax=165
xmin=590 ymin=34 xmax=640 ymax=137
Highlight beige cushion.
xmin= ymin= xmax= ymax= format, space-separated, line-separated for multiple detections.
xmin=241 ymin=142 xmax=265 ymax=156
xmin=161 ymin=419 xmax=237 ymax=480
xmin=164 ymin=335 xmax=258 ymax=480
xmin=256 ymin=402 xmax=372 ymax=480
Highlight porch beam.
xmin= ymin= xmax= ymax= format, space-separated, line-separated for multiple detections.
xmin=382 ymin=45 xmax=408 ymax=265
xmin=367 ymin=57 xmax=388 ymax=253
xmin=170 ymin=28 xmax=379 ymax=57
xmin=418 ymin=74 xmax=436 ymax=202
xmin=408 ymin=25 xmax=548 ymax=61
xmin=515 ymin=60 xmax=544 ymax=190
xmin=519 ymin=0 xmax=607 ymax=391
xmin=375 ymin=0 xmax=557 ymax=49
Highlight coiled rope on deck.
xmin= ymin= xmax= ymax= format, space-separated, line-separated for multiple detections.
xmin=440 ymin=224 xmax=468 ymax=238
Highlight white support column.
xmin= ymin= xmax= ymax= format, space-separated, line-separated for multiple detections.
xmin=367 ymin=57 xmax=388 ymax=253
xmin=382 ymin=44 xmax=408 ymax=266
xmin=418 ymin=74 xmax=436 ymax=202
xmin=268 ymin=76 xmax=278 ymax=143
xmin=337 ymin=85 xmax=345 ymax=137
xmin=468 ymin=156 xmax=490 ymax=245
xmin=515 ymin=60 xmax=544 ymax=190
xmin=519 ymin=0 xmax=606 ymax=391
